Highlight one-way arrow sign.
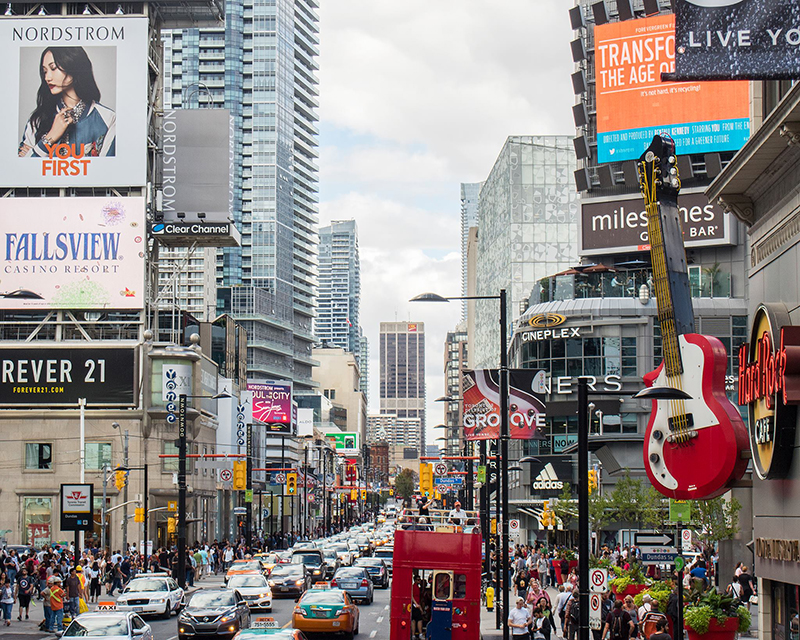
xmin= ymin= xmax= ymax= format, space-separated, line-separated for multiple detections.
xmin=634 ymin=532 xmax=675 ymax=547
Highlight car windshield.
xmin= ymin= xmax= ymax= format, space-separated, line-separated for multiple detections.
xmin=374 ymin=550 xmax=392 ymax=558
xmin=356 ymin=537 xmax=369 ymax=544
xmin=356 ymin=558 xmax=382 ymax=566
xmin=124 ymin=579 xmax=167 ymax=593
xmin=229 ymin=576 xmax=267 ymax=588
xmin=335 ymin=568 xmax=366 ymax=579
xmin=188 ymin=592 xmax=236 ymax=608
xmin=64 ymin=617 xmax=129 ymax=637
xmin=291 ymin=554 xmax=321 ymax=566
xmin=271 ymin=567 xmax=303 ymax=577
xmin=301 ymin=590 xmax=345 ymax=604
xmin=229 ymin=561 xmax=261 ymax=572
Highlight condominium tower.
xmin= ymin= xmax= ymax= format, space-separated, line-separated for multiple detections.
xmin=317 ymin=220 xmax=361 ymax=354
xmin=162 ymin=0 xmax=320 ymax=390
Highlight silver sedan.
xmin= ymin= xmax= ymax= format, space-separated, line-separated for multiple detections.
xmin=62 ymin=611 xmax=154 ymax=640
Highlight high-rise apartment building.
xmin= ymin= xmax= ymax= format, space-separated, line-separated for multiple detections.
xmin=359 ymin=330 xmax=369 ymax=402
xmin=317 ymin=220 xmax=361 ymax=354
xmin=380 ymin=322 xmax=426 ymax=446
xmin=443 ymin=323 xmax=468 ymax=455
xmin=460 ymin=183 xmax=481 ymax=320
xmin=162 ymin=0 xmax=320 ymax=391
xmin=474 ymin=136 xmax=579 ymax=367
xmin=366 ymin=414 xmax=421 ymax=451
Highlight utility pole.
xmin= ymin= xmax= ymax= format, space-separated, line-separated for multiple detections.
xmin=246 ymin=424 xmax=252 ymax=550
xmin=122 ymin=429 xmax=129 ymax=554
xmin=177 ymin=394 xmax=188 ymax=589
xmin=101 ymin=464 xmax=110 ymax=552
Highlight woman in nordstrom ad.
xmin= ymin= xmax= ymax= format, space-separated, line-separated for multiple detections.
xmin=18 ymin=46 xmax=116 ymax=158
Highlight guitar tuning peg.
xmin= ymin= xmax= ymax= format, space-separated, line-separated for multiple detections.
xmin=645 ymin=151 xmax=655 ymax=162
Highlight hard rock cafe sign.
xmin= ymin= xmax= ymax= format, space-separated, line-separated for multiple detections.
xmin=737 ymin=304 xmax=800 ymax=479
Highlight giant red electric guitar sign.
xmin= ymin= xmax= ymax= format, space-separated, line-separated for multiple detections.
xmin=638 ymin=135 xmax=748 ymax=499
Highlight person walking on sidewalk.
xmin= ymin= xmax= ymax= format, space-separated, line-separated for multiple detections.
xmin=16 ymin=567 xmax=34 ymax=620
xmin=41 ymin=577 xmax=53 ymax=633
xmin=49 ymin=577 xmax=65 ymax=633
xmin=0 ymin=575 xmax=14 ymax=626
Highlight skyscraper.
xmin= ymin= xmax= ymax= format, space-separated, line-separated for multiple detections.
xmin=162 ymin=0 xmax=320 ymax=391
xmin=443 ymin=323 xmax=468 ymax=455
xmin=317 ymin=220 xmax=361 ymax=354
xmin=474 ymin=135 xmax=578 ymax=367
xmin=380 ymin=322 xmax=426 ymax=446
xmin=460 ymin=182 xmax=481 ymax=320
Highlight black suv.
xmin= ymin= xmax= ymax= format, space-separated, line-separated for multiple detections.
xmin=177 ymin=589 xmax=250 ymax=640
xmin=290 ymin=548 xmax=329 ymax=583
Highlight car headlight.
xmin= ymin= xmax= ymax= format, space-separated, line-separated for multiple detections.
xmin=268 ymin=581 xmax=276 ymax=586
xmin=151 ymin=598 xmax=166 ymax=604
xmin=312 ymin=569 xmax=322 ymax=574
xmin=258 ymin=592 xmax=270 ymax=598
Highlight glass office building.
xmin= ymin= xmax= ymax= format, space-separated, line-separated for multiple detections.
xmin=473 ymin=136 xmax=579 ymax=368
xmin=162 ymin=0 xmax=320 ymax=390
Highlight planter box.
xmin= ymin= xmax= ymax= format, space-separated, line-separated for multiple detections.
xmin=685 ymin=615 xmax=740 ymax=640
xmin=611 ymin=584 xmax=648 ymax=600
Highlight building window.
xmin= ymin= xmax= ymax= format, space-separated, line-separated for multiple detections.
xmin=163 ymin=441 xmax=179 ymax=473
xmin=23 ymin=497 xmax=52 ymax=546
xmin=85 ymin=443 xmax=112 ymax=471
xmin=25 ymin=443 xmax=52 ymax=470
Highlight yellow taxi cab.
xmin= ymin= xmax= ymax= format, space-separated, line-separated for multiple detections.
xmin=253 ymin=553 xmax=281 ymax=575
xmin=225 ymin=559 xmax=265 ymax=584
xmin=292 ymin=583 xmax=359 ymax=639
xmin=377 ymin=515 xmax=386 ymax=524
xmin=233 ymin=616 xmax=308 ymax=639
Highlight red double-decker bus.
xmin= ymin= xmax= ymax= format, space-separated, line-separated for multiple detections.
xmin=390 ymin=510 xmax=482 ymax=640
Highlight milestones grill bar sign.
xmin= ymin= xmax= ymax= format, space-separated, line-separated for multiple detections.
xmin=737 ymin=304 xmax=800 ymax=479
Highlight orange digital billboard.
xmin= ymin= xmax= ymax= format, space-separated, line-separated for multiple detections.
xmin=594 ymin=14 xmax=750 ymax=163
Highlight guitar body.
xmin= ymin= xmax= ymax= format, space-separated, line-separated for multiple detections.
xmin=643 ymin=333 xmax=749 ymax=499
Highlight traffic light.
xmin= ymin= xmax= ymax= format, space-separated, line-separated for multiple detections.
xmin=287 ymin=473 xmax=298 ymax=495
xmin=114 ymin=468 xmax=128 ymax=491
xmin=350 ymin=488 xmax=357 ymax=501
xmin=419 ymin=462 xmax=433 ymax=497
xmin=341 ymin=493 xmax=347 ymax=503
xmin=134 ymin=507 xmax=144 ymax=523
xmin=232 ymin=461 xmax=247 ymax=491
xmin=389 ymin=488 xmax=394 ymax=496
xmin=588 ymin=469 xmax=598 ymax=494
xmin=167 ymin=517 xmax=176 ymax=534
xmin=360 ymin=488 xmax=367 ymax=500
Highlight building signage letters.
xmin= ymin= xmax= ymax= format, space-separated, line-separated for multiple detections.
xmin=737 ymin=303 xmax=800 ymax=479
xmin=755 ymin=538 xmax=800 ymax=563
xmin=521 ymin=327 xmax=581 ymax=342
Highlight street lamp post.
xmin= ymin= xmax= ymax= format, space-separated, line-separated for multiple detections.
xmin=177 ymin=391 xmax=230 ymax=589
xmin=574 ymin=379 xmax=692 ymax=640
xmin=411 ymin=289 xmax=511 ymax=640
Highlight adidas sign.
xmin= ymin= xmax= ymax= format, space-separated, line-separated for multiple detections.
xmin=533 ymin=463 xmax=563 ymax=490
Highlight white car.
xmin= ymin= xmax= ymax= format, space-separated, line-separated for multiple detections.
xmin=63 ymin=611 xmax=153 ymax=640
xmin=116 ymin=574 xmax=184 ymax=618
xmin=227 ymin=574 xmax=273 ymax=611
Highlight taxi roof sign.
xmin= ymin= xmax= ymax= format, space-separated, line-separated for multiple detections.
xmin=312 ymin=581 xmax=331 ymax=589
xmin=97 ymin=602 xmax=116 ymax=611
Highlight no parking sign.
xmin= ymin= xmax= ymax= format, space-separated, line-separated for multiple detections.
xmin=590 ymin=568 xmax=608 ymax=593
xmin=589 ymin=593 xmax=602 ymax=630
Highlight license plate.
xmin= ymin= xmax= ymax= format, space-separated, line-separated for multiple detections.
xmin=343 ymin=584 xmax=356 ymax=589
xmin=280 ymin=587 xmax=289 ymax=592
xmin=332 ymin=621 xmax=340 ymax=627
xmin=132 ymin=607 xmax=143 ymax=612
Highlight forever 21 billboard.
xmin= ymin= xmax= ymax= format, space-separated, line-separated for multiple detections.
xmin=0 ymin=347 xmax=136 ymax=406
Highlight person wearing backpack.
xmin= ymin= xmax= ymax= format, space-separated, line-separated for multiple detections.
xmin=726 ymin=575 xmax=743 ymax=600
xmin=566 ymin=591 xmax=581 ymax=640
xmin=603 ymin=600 xmax=634 ymax=640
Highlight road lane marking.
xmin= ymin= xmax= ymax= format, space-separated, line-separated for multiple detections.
xmin=370 ymin=631 xmax=377 ymax=638
xmin=376 ymin=616 xmax=384 ymax=623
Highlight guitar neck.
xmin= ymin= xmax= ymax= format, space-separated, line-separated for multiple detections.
xmin=643 ymin=184 xmax=696 ymax=379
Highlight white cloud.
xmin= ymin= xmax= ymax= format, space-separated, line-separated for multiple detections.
xmin=317 ymin=1 xmax=575 ymax=444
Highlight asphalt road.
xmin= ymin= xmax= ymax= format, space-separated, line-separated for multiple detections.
xmin=140 ymin=572 xmax=392 ymax=640
xmin=4 ymin=571 xmax=392 ymax=640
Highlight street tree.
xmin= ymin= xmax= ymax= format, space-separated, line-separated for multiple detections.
xmin=394 ymin=468 xmax=417 ymax=499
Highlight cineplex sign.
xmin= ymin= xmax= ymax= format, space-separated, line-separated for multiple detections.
xmin=737 ymin=303 xmax=800 ymax=479
xmin=581 ymin=192 xmax=733 ymax=254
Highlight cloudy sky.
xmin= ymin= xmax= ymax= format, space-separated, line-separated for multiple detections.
xmin=317 ymin=1 xmax=576 ymax=445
